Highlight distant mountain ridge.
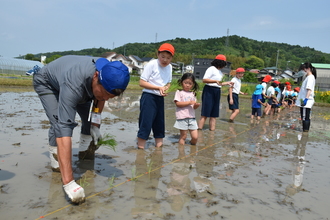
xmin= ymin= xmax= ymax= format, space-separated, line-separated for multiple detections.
xmin=31 ymin=35 xmax=330 ymax=70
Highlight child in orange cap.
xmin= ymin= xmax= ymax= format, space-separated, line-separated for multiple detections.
xmin=260 ymin=75 xmax=271 ymax=116
xmin=137 ymin=43 xmax=175 ymax=149
xmin=198 ymin=54 xmax=233 ymax=130
xmin=227 ymin=68 xmax=248 ymax=122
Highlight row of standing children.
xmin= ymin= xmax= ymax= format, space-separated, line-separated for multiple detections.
xmin=136 ymin=43 xmax=312 ymax=148
xmin=136 ymin=48 xmax=238 ymax=148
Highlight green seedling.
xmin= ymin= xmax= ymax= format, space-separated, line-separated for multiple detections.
xmin=79 ymin=175 xmax=90 ymax=188
xmin=108 ymin=174 xmax=116 ymax=189
xmin=98 ymin=134 xmax=117 ymax=152
xmin=147 ymin=160 xmax=153 ymax=178
xmin=131 ymin=166 xmax=137 ymax=181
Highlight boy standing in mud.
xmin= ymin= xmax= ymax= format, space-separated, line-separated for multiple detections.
xmin=137 ymin=43 xmax=175 ymax=149
xmin=33 ymin=55 xmax=129 ymax=203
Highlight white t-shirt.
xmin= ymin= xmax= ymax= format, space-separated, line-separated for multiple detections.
xmin=266 ymin=86 xmax=275 ymax=97
xmin=296 ymin=74 xmax=315 ymax=108
xmin=174 ymin=90 xmax=196 ymax=119
xmin=230 ymin=77 xmax=241 ymax=94
xmin=203 ymin=66 xmax=224 ymax=88
xmin=140 ymin=59 xmax=172 ymax=96
xmin=261 ymin=82 xmax=267 ymax=95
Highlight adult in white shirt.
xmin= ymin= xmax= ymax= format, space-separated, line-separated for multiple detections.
xmin=295 ymin=62 xmax=317 ymax=132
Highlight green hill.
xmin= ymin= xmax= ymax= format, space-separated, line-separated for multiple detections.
xmin=26 ymin=35 xmax=330 ymax=71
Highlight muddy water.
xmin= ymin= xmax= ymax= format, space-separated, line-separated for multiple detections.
xmin=1 ymin=87 xmax=330 ymax=220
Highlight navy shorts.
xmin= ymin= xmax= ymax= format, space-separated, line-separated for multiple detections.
xmin=201 ymin=85 xmax=221 ymax=117
xmin=252 ymin=108 xmax=262 ymax=117
xmin=228 ymin=93 xmax=239 ymax=110
xmin=137 ymin=92 xmax=165 ymax=140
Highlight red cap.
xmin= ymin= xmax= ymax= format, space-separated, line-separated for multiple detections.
xmin=294 ymin=87 xmax=300 ymax=92
xmin=285 ymin=82 xmax=291 ymax=85
xmin=273 ymin=80 xmax=280 ymax=84
xmin=236 ymin=68 xmax=245 ymax=73
xmin=215 ymin=54 xmax=226 ymax=61
xmin=287 ymin=85 xmax=292 ymax=91
xmin=262 ymin=75 xmax=272 ymax=82
xmin=158 ymin=43 xmax=175 ymax=56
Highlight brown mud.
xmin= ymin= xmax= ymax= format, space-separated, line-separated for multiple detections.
xmin=0 ymin=86 xmax=330 ymax=220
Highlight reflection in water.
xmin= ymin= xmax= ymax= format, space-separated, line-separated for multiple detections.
xmin=193 ymin=131 xmax=215 ymax=203
xmin=166 ymin=144 xmax=192 ymax=212
xmin=105 ymin=95 xmax=141 ymax=112
xmin=286 ymin=133 xmax=308 ymax=197
xmin=131 ymin=149 xmax=163 ymax=218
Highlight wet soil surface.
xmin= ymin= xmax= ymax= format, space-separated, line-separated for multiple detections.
xmin=1 ymin=87 xmax=330 ymax=220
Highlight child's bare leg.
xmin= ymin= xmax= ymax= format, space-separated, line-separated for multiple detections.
xmin=230 ymin=109 xmax=240 ymax=121
xmin=137 ymin=137 xmax=146 ymax=149
xmin=179 ymin=130 xmax=188 ymax=145
xmin=155 ymin=138 xmax=163 ymax=148
xmin=209 ymin=117 xmax=216 ymax=131
xmin=190 ymin=130 xmax=198 ymax=145
xmin=198 ymin=116 xmax=207 ymax=129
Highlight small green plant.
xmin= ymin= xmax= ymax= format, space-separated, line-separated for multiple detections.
xmin=131 ymin=166 xmax=137 ymax=181
xmin=108 ymin=174 xmax=116 ymax=189
xmin=147 ymin=160 xmax=153 ymax=178
xmin=79 ymin=175 xmax=90 ymax=188
xmin=98 ymin=134 xmax=117 ymax=152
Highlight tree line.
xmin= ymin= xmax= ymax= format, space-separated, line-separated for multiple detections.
xmin=23 ymin=35 xmax=330 ymax=71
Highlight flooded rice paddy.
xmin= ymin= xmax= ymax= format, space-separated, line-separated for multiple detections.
xmin=0 ymin=86 xmax=330 ymax=220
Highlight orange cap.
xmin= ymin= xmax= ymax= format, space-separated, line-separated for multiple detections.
xmin=285 ymin=82 xmax=291 ymax=85
xmin=236 ymin=68 xmax=245 ymax=73
xmin=215 ymin=54 xmax=226 ymax=61
xmin=262 ymin=75 xmax=272 ymax=82
xmin=287 ymin=85 xmax=292 ymax=91
xmin=158 ymin=43 xmax=175 ymax=56
xmin=294 ymin=87 xmax=300 ymax=92
xmin=273 ymin=80 xmax=280 ymax=84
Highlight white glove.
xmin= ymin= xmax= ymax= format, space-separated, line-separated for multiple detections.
xmin=63 ymin=180 xmax=85 ymax=203
xmin=79 ymin=134 xmax=93 ymax=151
xmin=90 ymin=125 xmax=102 ymax=145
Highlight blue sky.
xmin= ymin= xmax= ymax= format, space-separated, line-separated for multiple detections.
xmin=1 ymin=0 xmax=329 ymax=58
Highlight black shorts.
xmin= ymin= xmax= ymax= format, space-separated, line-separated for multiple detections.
xmin=228 ymin=93 xmax=239 ymax=110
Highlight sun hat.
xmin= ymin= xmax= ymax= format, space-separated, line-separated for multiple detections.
xmin=158 ymin=43 xmax=175 ymax=56
xmin=262 ymin=75 xmax=272 ymax=82
xmin=236 ymin=68 xmax=245 ymax=73
xmin=215 ymin=54 xmax=226 ymax=61
xmin=95 ymin=58 xmax=130 ymax=94
xmin=253 ymin=84 xmax=263 ymax=95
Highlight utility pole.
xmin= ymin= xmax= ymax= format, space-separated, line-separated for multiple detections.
xmin=275 ymin=49 xmax=279 ymax=74
xmin=225 ymin=28 xmax=229 ymax=51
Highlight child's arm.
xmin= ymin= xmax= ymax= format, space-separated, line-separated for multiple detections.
xmin=228 ymin=86 xmax=233 ymax=105
xmin=139 ymin=79 xmax=170 ymax=96
xmin=174 ymin=100 xmax=196 ymax=108
xmin=258 ymin=99 xmax=267 ymax=107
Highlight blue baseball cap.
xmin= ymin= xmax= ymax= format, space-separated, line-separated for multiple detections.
xmin=253 ymin=84 xmax=263 ymax=95
xmin=95 ymin=58 xmax=130 ymax=94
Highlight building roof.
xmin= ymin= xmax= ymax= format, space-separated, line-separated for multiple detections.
xmin=130 ymin=55 xmax=143 ymax=62
xmin=0 ymin=57 xmax=44 ymax=71
xmin=312 ymin=63 xmax=330 ymax=69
